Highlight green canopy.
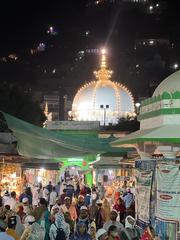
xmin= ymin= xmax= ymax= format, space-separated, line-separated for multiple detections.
xmin=111 ymin=125 xmax=180 ymax=146
xmin=2 ymin=112 xmax=128 ymax=159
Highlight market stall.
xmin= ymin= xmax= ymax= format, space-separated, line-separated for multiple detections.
xmin=22 ymin=162 xmax=60 ymax=186
xmin=0 ymin=163 xmax=22 ymax=195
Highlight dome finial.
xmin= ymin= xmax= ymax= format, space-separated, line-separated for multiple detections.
xmin=44 ymin=102 xmax=49 ymax=116
xmin=100 ymin=48 xmax=107 ymax=69
xmin=94 ymin=48 xmax=113 ymax=81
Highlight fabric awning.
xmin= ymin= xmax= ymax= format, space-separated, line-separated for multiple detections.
xmin=2 ymin=112 xmax=128 ymax=159
xmin=111 ymin=125 xmax=180 ymax=146
xmin=89 ymin=153 xmax=124 ymax=168
xmin=22 ymin=162 xmax=60 ymax=170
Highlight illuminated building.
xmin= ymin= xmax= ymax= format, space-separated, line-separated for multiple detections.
xmin=71 ymin=49 xmax=135 ymax=125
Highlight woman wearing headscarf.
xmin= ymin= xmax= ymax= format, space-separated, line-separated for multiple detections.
xmin=70 ymin=221 xmax=92 ymax=240
xmin=14 ymin=214 xmax=24 ymax=237
xmin=102 ymin=198 xmax=111 ymax=222
xmin=89 ymin=221 xmax=96 ymax=240
xmin=49 ymin=212 xmax=70 ymax=240
xmin=15 ymin=204 xmax=26 ymax=223
xmin=28 ymin=222 xmax=45 ymax=240
xmin=32 ymin=198 xmax=50 ymax=240
xmin=119 ymin=216 xmax=140 ymax=240
xmin=114 ymin=190 xmax=121 ymax=206
xmin=64 ymin=211 xmax=75 ymax=237
xmin=113 ymin=198 xmax=125 ymax=224
xmin=108 ymin=225 xmax=120 ymax=240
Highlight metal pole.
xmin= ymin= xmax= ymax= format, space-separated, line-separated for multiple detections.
xmin=59 ymin=88 xmax=61 ymax=120
xmin=104 ymin=108 xmax=105 ymax=126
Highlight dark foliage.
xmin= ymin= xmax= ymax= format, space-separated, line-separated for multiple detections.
xmin=0 ymin=83 xmax=46 ymax=126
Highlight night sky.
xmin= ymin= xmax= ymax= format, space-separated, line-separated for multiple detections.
xmin=0 ymin=0 xmax=180 ymax=99
xmin=0 ymin=0 xmax=179 ymax=55
xmin=0 ymin=1 xmax=86 ymax=54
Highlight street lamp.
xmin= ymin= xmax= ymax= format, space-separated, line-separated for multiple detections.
xmin=100 ymin=105 xmax=109 ymax=126
xmin=173 ymin=63 xmax=179 ymax=70
xmin=135 ymin=102 xmax=141 ymax=115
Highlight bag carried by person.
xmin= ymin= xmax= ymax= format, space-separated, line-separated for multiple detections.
xmin=54 ymin=223 xmax=66 ymax=240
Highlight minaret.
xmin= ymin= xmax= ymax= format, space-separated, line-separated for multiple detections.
xmin=94 ymin=49 xmax=113 ymax=82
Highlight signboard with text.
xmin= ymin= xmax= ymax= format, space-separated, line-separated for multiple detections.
xmin=136 ymin=170 xmax=153 ymax=223
xmin=156 ymin=164 xmax=180 ymax=221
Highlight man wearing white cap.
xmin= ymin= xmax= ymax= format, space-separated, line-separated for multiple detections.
xmin=60 ymin=197 xmax=77 ymax=221
xmin=78 ymin=206 xmax=90 ymax=230
xmin=103 ymin=209 xmax=125 ymax=232
xmin=96 ymin=228 xmax=108 ymax=240
xmin=4 ymin=191 xmax=17 ymax=212
xmin=21 ymin=215 xmax=45 ymax=240
xmin=22 ymin=197 xmax=33 ymax=215
xmin=76 ymin=195 xmax=85 ymax=217
xmin=94 ymin=199 xmax=105 ymax=230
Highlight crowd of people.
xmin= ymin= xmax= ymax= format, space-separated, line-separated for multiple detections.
xmin=0 ymin=176 xmax=158 ymax=240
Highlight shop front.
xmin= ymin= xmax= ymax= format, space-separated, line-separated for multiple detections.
xmin=0 ymin=162 xmax=22 ymax=195
xmin=22 ymin=162 xmax=60 ymax=186
xmin=90 ymin=153 xmax=135 ymax=197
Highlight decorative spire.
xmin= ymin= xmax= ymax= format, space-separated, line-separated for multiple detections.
xmin=44 ymin=102 xmax=49 ymax=116
xmin=94 ymin=48 xmax=113 ymax=81
xmin=101 ymin=49 xmax=107 ymax=69
xmin=44 ymin=102 xmax=52 ymax=122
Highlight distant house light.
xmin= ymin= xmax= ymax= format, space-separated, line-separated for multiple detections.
xmin=149 ymin=40 xmax=154 ymax=45
xmin=37 ymin=43 xmax=46 ymax=51
xmin=149 ymin=5 xmax=153 ymax=11
xmin=173 ymin=63 xmax=179 ymax=70
xmin=49 ymin=26 xmax=54 ymax=32
xmin=8 ymin=54 xmax=18 ymax=61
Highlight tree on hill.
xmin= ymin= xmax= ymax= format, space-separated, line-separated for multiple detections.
xmin=0 ymin=83 xmax=46 ymax=126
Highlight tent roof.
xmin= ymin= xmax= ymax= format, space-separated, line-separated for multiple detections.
xmin=111 ymin=125 xmax=180 ymax=146
xmin=2 ymin=112 xmax=130 ymax=160
xmin=90 ymin=157 xmax=123 ymax=168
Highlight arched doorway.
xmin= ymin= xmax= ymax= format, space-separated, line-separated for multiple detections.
xmin=59 ymin=157 xmax=94 ymax=186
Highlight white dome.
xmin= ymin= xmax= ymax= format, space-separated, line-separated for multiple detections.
xmin=153 ymin=70 xmax=180 ymax=96
xmin=71 ymin=79 xmax=135 ymax=125
xmin=71 ymin=51 xmax=135 ymax=125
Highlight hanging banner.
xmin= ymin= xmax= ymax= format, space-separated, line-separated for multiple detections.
xmin=136 ymin=170 xmax=153 ymax=223
xmin=156 ymin=164 xmax=180 ymax=221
